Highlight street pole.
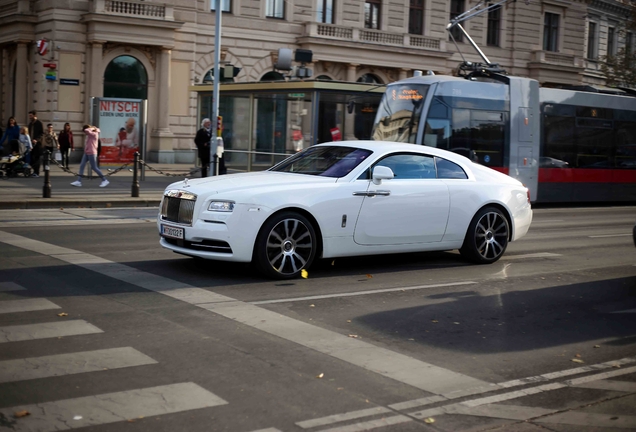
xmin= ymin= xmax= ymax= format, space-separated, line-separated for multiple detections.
xmin=210 ymin=0 xmax=222 ymax=177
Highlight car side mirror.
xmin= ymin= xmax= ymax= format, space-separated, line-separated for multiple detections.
xmin=372 ymin=165 xmax=394 ymax=185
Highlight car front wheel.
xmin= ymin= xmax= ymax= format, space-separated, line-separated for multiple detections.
xmin=460 ymin=206 xmax=509 ymax=264
xmin=254 ymin=212 xmax=317 ymax=279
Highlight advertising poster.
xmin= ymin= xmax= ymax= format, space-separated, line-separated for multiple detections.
xmin=94 ymin=98 xmax=145 ymax=165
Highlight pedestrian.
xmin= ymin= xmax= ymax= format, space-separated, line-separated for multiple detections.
xmin=0 ymin=117 xmax=20 ymax=156
xmin=194 ymin=118 xmax=212 ymax=177
xmin=42 ymin=123 xmax=59 ymax=161
xmin=58 ymin=122 xmax=74 ymax=169
xmin=18 ymin=126 xmax=32 ymax=166
xmin=28 ymin=110 xmax=44 ymax=175
xmin=70 ymin=125 xmax=109 ymax=188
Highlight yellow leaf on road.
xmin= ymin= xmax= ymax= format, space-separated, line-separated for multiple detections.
xmin=301 ymin=269 xmax=308 ymax=278
xmin=431 ymin=320 xmax=439 ymax=323
xmin=424 ymin=417 xmax=435 ymax=423
xmin=57 ymin=313 xmax=68 ymax=317
xmin=571 ymin=359 xmax=584 ymax=363
xmin=14 ymin=410 xmax=30 ymax=418
xmin=316 ymin=373 xmax=324 ymax=378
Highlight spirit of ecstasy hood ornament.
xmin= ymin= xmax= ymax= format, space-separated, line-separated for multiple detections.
xmin=183 ymin=178 xmax=189 ymax=187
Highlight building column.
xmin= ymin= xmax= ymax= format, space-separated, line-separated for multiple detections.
xmin=344 ymin=63 xmax=358 ymax=140
xmin=87 ymin=41 xmax=105 ymax=124
xmin=398 ymin=68 xmax=410 ymax=80
xmin=15 ymin=41 xmax=29 ymax=125
xmin=150 ymin=47 xmax=174 ymax=163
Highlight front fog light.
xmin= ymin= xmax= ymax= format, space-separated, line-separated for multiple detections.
xmin=208 ymin=201 xmax=235 ymax=212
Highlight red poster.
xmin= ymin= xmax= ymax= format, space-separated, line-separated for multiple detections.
xmin=97 ymin=99 xmax=141 ymax=165
xmin=330 ymin=127 xmax=342 ymax=141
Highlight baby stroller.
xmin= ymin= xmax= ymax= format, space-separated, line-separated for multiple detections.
xmin=0 ymin=139 xmax=33 ymax=179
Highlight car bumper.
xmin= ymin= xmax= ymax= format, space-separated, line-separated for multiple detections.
xmin=158 ymin=204 xmax=270 ymax=262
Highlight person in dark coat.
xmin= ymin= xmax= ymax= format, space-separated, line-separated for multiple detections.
xmin=194 ymin=118 xmax=212 ymax=177
xmin=28 ymin=110 xmax=44 ymax=175
xmin=58 ymin=123 xmax=74 ymax=169
xmin=0 ymin=117 xmax=20 ymax=156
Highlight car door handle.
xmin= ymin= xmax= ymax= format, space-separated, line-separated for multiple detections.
xmin=353 ymin=190 xmax=391 ymax=197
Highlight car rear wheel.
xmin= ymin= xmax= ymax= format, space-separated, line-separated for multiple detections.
xmin=255 ymin=212 xmax=317 ymax=279
xmin=460 ymin=206 xmax=509 ymax=264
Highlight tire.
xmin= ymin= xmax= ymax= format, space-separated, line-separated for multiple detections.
xmin=459 ymin=206 xmax=509 ymax=264
xmin=254 ymin=211 xmax=317 ymax=279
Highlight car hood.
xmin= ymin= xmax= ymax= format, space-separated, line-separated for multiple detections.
xmin=164 ymin=172 xmax=338 ymax=201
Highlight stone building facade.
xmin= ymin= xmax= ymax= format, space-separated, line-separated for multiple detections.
xmin=0 ymin=0 xmax=633 ymax=162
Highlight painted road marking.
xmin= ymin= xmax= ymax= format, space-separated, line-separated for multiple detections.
xmin=536 ymin=412 xmax=636 ymax=429
xmin=296 ymin=407 xmax=392 ymax=429
xmin=612 ymin=308 xmax=636 ymax=314
xmin=574 ymin=380 xmax=636 ymax=393
xmin=501 ymin=252 xmax=562 ymax=260
xmin=251 ymin=281 xmax=477 ymax=305
xmin=319 ymin=415 xmax=412 ymax=432
xmin=0 ymin=230 xmax=490 ymax=396
xmin=565 ymin=365 xmax=636 ymax=386
xmin=588 ymin=234 xmax=631 ymax=238
xmin=0 ymin=282 xmax=25 ymax=292
xmin=0 ymin=320 xmax=103 ymax=343
xmin=0 ymin=383 xmax=227 ymax=432
xmin=0 ymin=218 xmax=156 ymax=228
xmin=0 ymin=347 xmax=158 ymax=384
xmin=0 ymin=298 xmax=60 ymax=314
xmin=446 ymin=403 xmax=555 ymax=420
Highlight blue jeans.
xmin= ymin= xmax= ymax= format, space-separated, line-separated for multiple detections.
xmin=78 ymin=153 xmax=105 ymax=181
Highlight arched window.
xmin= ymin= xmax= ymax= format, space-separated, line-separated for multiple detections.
xmin=357 ymin=73 xmax=382 ymax=84
xmin=260 ymin=71 xmax=286 ymax=82
xmin=103 ymin=55 xmax=148 ymax=99
xmin=315 ymin=75 xmax=333 ymax=81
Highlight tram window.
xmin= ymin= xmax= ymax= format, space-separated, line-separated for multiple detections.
xmin=616 ymin=121 xmax=636 ymax=169
xmin=435 ymin=157 xmax=468 ymax=179
xmin=543 ymin=115 xmax=575 ymax=167
xmin=450 ymin=109 xmax=505 ymax=167
xmin=577 ymin=126 xmax=614 ymax=168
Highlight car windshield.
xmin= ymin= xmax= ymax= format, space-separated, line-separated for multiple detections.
xmin=270 ymin=146 xmax=373 ymax=178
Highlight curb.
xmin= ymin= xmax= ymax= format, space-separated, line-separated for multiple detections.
xmin=0 ymin=198 xmax=162 ymax=210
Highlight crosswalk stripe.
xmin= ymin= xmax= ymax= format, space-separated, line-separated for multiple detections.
xmin=0 ymin=320 xmax=103 ymax=343
xmin=0 ymin=382 xmax=228 ymax=432
xmin=0 ymin=347 xmax=157 ymax=384
xmin=0 ymin=298 xmax=60 ymax=314
xmin=0 ymin=282 xmax=25 ymax=292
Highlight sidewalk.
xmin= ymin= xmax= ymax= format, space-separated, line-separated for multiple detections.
xmin=0 ymin=161 xmax=200 ymax=209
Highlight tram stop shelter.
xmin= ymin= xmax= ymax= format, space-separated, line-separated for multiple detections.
xmin=191 ymin=80 xmax=385 ymax=172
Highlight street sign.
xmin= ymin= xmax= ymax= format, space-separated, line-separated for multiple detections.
xmin=288 ymin=93 xmax=305 ymax=98
xmin=43 ymin=63 xmax=57 ymax=69
xmin=60 ymin=79 xmax=79 ymax=85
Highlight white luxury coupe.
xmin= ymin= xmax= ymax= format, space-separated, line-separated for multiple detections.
xmin=158 ymin=141 xmax=532 ymax=279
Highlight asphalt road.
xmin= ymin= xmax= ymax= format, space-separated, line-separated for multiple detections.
xmin=0 ymin=206 xmax=634 ymax=432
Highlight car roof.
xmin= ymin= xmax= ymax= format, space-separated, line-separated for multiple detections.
xmin=315 ymin=140 xmax=473 ymax=165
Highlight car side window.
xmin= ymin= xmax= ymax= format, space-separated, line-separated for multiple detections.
xmin=435 ymin=157 xmax=468 ymax=179
xmin=372 ymin=153 xmax=437 ymax=179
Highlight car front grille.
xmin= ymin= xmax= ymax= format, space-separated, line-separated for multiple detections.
xmin=160 ymin=190 xmax=197 ymax=225
xmin=163 ymin=238 xmax=232 ymax=254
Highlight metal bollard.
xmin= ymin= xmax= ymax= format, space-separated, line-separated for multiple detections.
xmin=43 ymin=150 xmax=51 ymax=198
xmin=131 ymin=152 xmax=140 ymax=197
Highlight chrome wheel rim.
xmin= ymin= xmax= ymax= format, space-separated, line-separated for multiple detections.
xmin=266 ymin=218 xmax=313 ymax=275
xmin=475 ymin=212 xmax=508 ymax=260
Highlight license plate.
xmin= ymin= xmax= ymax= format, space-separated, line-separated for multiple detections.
xmin=161 ymin=224 xmax=184 ymax=239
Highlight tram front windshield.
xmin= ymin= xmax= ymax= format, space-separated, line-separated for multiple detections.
xmin=371 ymin=84 xmax=429 ymax=144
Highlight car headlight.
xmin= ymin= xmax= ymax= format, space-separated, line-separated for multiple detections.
xmin=208 ymin=200 xmax=235 ymax=212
